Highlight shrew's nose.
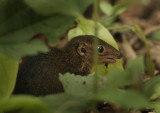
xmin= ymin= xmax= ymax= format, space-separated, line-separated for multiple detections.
xmin=117 ymin=51 xmax=122 ymax=59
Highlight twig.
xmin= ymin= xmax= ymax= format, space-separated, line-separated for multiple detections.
xmin=121 ymin=34 xmax=137 ymax=60
xmin=144 ymin=25 xmax=160 ymax=35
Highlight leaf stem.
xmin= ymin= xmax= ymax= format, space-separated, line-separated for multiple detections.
xmin=93 ymin=0 xmax=99 ymax=94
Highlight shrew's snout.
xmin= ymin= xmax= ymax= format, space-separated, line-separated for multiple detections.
xmin=115 ymin=50 xmax=122 ymax=59
xmin=107 ymin=44 xmax=122 ymax=59
xmin=108 ymin=48 xmax=122 ymax=60
xmin=98 ymin=45 xmax=122 ymax=64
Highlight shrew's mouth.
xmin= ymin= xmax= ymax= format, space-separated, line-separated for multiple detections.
xmin=106 ymin=57 xmax=116 ymax=63
xmin=100 ymin=51 xmax=122 ymax=67
xmin=104 ymin=58 xmax=116 ymax=68
xmin=99 ymin=55 xmax=118 ymax=64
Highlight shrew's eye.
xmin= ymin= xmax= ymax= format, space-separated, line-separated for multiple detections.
xmin=97 ymin=45 xmax=104 ymax=53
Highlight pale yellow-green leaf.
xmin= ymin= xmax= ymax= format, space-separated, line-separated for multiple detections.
xmin=100 ymin=2 xmax=113 ymax=16
xmin=0 ymin=95 xmax=51 ymax=113
xmin=68 ymin=17 xmax=123 ymax=75
xmin=0 ymin=54 xmax=18 ymax=98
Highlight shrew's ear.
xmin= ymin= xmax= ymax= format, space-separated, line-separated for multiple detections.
xmin=77 ymin=42 xmax=88 ymax=57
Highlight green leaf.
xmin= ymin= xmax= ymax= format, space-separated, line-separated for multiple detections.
xmin=143 ymin=76 xmax=160 ymax=98
xmin=105 ymin=56 xmax=144 ymax=88
xmin=133 ymin=25 xmax=155 ymax=76
xmin=140 ymin=0 xmax=150 ymax=4
xmin=100 ymin=15 xmax=117 ymax=26
xmin=112 ymin=2 xmax=131 ymax=16
xmin=0 ymin=0 xmax=74 ymax=43
xmin=0 ymin=0 xmax=74 ymax=59
xmin=0 ymin=95 xmax=51 ymax=113
xmin=59 ymin=73 xmax=94 ymax=98
xmin=0 ymin=54 xmax=18 ymax=98
xmin=155 ymin=84 xmax=160 ymax=97
xmin=125 ymin=55 xmax=145 ymax=74
xmin=0 ymin=39 xmax=49 ymax=60
xmin=97 ymin=89 xmax=149 ymax=109
xmin=145 ymin=52 xmax=155 ymax=76
xmin=25 ymin=0 xmax=94 ymax=17
xmin=41 ymin=94 xmax=87 ymax=113
xmin=0 ymin=13 xmax=74 ymax=43
xmin=148 ymin=30 xmax=160 ymax=41
xmin=154 ymin=102 xmax=160 ymax=113
xmin=100 ymin=2 xmax=113 ymax=16
xmin=103 ymin=69 xmax=127 ymax=88
xmin=68 ymin=17 xmax=123 ymax=75
xmin=0 ymin=0 xmax=94 ymax=59
xmin=101 ymin=1 xmax=131 ymax=26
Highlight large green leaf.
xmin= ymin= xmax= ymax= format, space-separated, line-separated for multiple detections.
xmin=0 ymin=39 xmax=48 ymax=60
xmin=154 ymin=102 xmax=160 ymax=113
xmin=0 ymin=0 xmax=73 ymax=59
xmin=0 ymin=0 xmax=79 ymax=43
xmin=0 ymin=95 xmax=51 ymax=113
xmin=100 ymin=2 xmax=113 ymax=16
xmin=41 ymin=94 xmax=87 ymax=113
xmin=105 ymin=56 xmax=144 ymax=88
xmin=25 ymin=0 xmax=94 ymax=17
xmin=0 ymin=54 xmax=18 ymax=98
xmin=52 ymin=57 xmax=145 ymax=111
xmin=0 ymin=0 xmax=94 ymax=59
xmin=97 ymin=89 xmax=149 ymax=109
xmin=95 ymin=56 xmax=147 ymax=109
xmin=59 ymin=73 xmax=94 ymax=97
xmin=143 ymin=76 xmax=160 ymax=98
xmin=68 ymin=17 xmax=123 ymax=75
xmin=0 ymin=12 xmax=74 ymax=43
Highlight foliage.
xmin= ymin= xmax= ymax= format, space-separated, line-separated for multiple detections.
xmin=133 ymin=25 xmax=155 ymax=76
xmin=0 ymin=54 xmax=18 ymax=98
xmin=41 ymin=56 xmax=158 ymax=112
xmin=0 ymin=0 xmax=159 ymax=113
xmin=25 ymin=0 xmax=93 ymax=17
xmin=148 ymin=30 xmax=160 ymax=42
xmin=0 ymin=95 xmax=51 ymax=113
xmin=0 ymin=0 xmax=93 ymax=60
xmin=100 ymin=1 xmax=131 ymax=26
xmin=104 ymin=24 xmax=155 ymax=77
xmin=99 ymin=0 xmax=150 ymax=27
xmin=41 ymin=94 xmax=87 ymax=113
xmin=143 ymin=76 xmax=160 ymax=98
xmin=140 ymin=0 xmax=150 ymax=4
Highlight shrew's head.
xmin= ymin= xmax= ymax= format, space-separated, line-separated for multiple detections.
xmin=64 ymin=35 xmax=122 ymax=65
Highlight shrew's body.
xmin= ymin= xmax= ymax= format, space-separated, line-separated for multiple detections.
xmin=13 ymin=35 xmax=122 ymax=96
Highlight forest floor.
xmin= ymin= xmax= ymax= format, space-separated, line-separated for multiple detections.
xmin=117 ymin=0 xmax=160 ymax=74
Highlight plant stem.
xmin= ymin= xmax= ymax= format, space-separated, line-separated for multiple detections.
xmin=93 ymin=0 xmax=99 ymax=94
